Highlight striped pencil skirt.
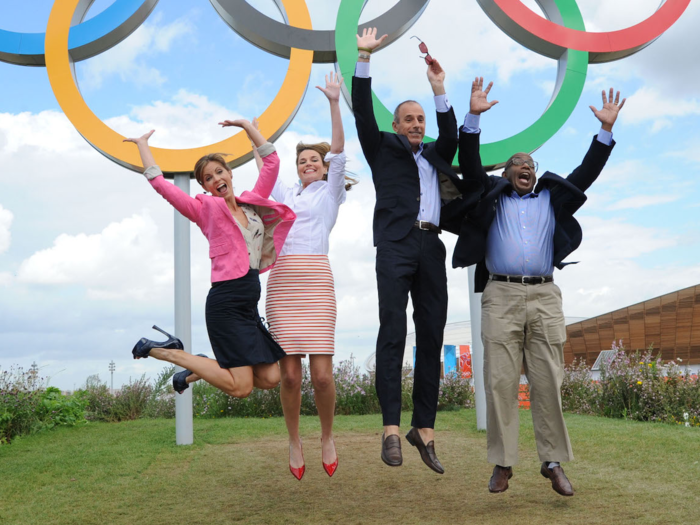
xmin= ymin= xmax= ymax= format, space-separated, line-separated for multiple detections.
xmin=265 ymin=254 xmax=337 ymax=356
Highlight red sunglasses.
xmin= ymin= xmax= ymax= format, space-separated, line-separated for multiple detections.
xmin=411 ymin=36 xmax=434 ymax=65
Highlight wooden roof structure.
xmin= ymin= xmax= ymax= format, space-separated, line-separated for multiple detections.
xmin=564 ymin=284 xmax=700 ymax=366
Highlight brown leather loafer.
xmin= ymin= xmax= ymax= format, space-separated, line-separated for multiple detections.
xmin=405 ymin=427 xmax=444 ymax=474
xmin=488 ymin=465 xmax=513 ymax=493
xmin=381 ymin=433 xmax=403 ymax=467
xmin=541 ymin=462 xmax=574 ymax=496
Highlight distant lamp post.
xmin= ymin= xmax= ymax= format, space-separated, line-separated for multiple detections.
xmin=29 ymin=362 xmax=39 ymax=388
xmin=109 ymin=360 xmax=116 ymax=394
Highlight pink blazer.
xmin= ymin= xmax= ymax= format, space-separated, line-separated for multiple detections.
xmin=148 ymin=150 xmax=296 ymax=283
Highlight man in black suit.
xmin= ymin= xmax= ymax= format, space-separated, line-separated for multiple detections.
xmin=455 ymin=77 xmax=625 ymax=495
xmin=352 ymin=28 xmax=477 ymax=473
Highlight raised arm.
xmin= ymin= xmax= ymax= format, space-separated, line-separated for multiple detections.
xmin=124 ymin=130 xmax=157 ymax=169
xmin=458 ymin=77 xmax=499 ymax=189
xmin=219 ymin=118 xmax=280 ymax=198
xmin=250 ymin=117 xmax=264 ymax=172
xmin=317 ymin=72 xmax=344 ymax=154
xmin=428 ymin=59 xmax=458 ymax=163
xmin=565 ymin=88 xmax=624 ymax=192
xmin=123 ymin=131 xmax=202 ymax=223
xmin=352 ymin=27 xmax=387 ymax=164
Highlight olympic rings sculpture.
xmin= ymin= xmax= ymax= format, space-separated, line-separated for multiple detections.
xmin=0 ymin=0 xmax=688 ymax=175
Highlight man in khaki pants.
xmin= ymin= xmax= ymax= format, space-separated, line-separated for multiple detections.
xmin=454 ymin=78 xmax=625 ymax=496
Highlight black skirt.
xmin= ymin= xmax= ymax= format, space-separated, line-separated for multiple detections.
xmin=205 ymin=269 xmax=286 ymax=368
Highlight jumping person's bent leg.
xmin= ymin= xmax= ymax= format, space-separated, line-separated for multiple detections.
xmin=375 ymin=235 xmax=418 ymax=431
xmin=148 ymin=348 xmax=254 ymax=398
xmin=310 ymin=355 xmax=337 ymax=464
xmin=481 ymin=281 xmax=527 ymax=467
xmin=279 ymin=356 xmax=304 ymax=468
xmin=252 ymin=362 xmax=280 ymax=390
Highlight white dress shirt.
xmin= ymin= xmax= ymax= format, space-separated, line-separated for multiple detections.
xmin=272 ymin=151 xmax=347 ymax=256
xmin=355 ymin=61 xmax=449 ymax=226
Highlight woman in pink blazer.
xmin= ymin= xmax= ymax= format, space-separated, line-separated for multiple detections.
xmin=126 ymin=119 xmax=296 ymax=398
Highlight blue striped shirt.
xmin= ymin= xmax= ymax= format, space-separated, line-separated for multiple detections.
xmin=462 ymin=113 xmax=612 ymax=276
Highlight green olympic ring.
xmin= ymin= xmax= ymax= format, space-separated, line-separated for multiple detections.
xmin=335 ymin=0 xmax=587 ymax=169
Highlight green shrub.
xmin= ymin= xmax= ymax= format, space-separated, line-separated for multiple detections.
xmin=0 ymin=367 xmax=87 ymax=444
xmin=561 ymin=347 xmax=700 ymax=427
xmin=438 ymin=372 xmax=475 ymax=411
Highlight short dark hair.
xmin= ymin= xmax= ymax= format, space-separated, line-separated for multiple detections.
xmin=393 ymin=100 xmax=421 ymax=124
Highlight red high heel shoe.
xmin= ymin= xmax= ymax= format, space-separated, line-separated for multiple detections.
xmin=322 ymin=437 xmax=338 ymax=478
xmin=289 ymin=439 xmax=305 ymax=481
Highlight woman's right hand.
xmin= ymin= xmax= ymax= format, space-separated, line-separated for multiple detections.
xmin=219 ymin=119 xmax=250 ymax=129
xmin=316 ymin=72 xmax=343 ymax=103
xmin=123 ymin=130 xmax=155 ymax=146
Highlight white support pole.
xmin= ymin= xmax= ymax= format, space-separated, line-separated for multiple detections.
xmin=468 ymin=265 xmax=487 ymax=431
xmin=174 ymin=173 xmax=193 ymax=445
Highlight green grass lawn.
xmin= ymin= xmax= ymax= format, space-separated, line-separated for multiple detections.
xmin=1 ymin=410 xmax=698 ymax=525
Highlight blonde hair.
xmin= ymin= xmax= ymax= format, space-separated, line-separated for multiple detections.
xmin=296 ymin=142 xmax=358 ymax=191
xmin=193 ymin=153 xmax=230 ymax=186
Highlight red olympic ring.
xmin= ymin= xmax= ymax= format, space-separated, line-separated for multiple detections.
xmin=487 ymin=0 xmax=690 ymax=62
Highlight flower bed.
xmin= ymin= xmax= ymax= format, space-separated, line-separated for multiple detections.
xmin=562 ymin=347 xmax=700 ymax=427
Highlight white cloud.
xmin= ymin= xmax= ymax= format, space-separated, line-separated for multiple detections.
xmin=0 ymin=110 xmax=85 ymax=154
xmin=607 ymin=194 xmax=680 ymax=211
xmin=79 ymin=15 xmax=195 ymax=89
xmin=621 ymin=86 xmax=700 ymax=128
xmin=557 ymin=216 xmax=696 ymax=317
xmin=0 ymin=204 xmax=13 ymax=254
xmin=17 ymin=211 xmax=173 ymax=301
xmin=107 ymin=90 xmax=244 ymax=149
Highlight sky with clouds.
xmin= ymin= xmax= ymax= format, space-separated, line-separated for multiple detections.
xmin=1 ymin=0 xmax=699 ymax=390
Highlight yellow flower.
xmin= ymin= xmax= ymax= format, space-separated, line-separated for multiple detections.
xmin=648 ymin=363 xmax=652 ymax=367
xmin=639 ymin=362 xmax=644 ymax=365
xmin=637 ymin=381 xmax=642 ymax=385
xmin=220 ymin=410 xmax=224 ymax=412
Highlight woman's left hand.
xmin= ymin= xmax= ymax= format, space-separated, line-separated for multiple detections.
xmin=316 ymin=72 xmax=343 ymax=102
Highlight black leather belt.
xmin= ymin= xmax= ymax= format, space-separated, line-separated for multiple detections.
xmin=414 ymin=220 xmax=441 ymax=233
xmin=490 ymin=274 xmax=553 ymax=284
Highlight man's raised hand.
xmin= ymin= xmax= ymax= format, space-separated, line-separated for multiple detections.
xmin=427 ymin=59 xmax=446 ymax=89
xmin=470 ymin=77 xmax=499 ymax=115
xmin=590 ymin=88 xmax=625 ymax=132
xmin=356 ymin=27 xmax=388 ymax=52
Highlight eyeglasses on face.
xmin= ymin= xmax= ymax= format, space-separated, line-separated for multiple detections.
xmin=506 ymin=157 xmax=539 ymax=172
xmin=410 ymin=36 xmax=434 ymax=65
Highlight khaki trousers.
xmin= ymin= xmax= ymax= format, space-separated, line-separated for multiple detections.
xmin=481 ymin=280 xmax=573 ymax=467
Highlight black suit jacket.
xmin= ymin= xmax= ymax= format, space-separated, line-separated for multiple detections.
xmin=352 ymin=75 xmax=480 ymax=245
xmin=454 ymin=130 xmax=615 ymax=292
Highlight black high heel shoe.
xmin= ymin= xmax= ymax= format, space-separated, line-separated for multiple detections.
xmin=173 ymin=354 xmax=208 ymax=394
xmin=132 ymin=325 xmax=184 ymax=359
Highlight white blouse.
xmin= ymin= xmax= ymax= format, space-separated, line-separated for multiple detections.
xmin=271 ymin=151 xmax=347 ymax=256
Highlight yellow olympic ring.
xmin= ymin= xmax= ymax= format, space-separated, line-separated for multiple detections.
xmin=45 ymin=0 xmax=313 ymax=175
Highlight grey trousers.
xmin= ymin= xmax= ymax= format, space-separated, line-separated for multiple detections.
xmin=481 ymin=280 xmax=573 ymax=467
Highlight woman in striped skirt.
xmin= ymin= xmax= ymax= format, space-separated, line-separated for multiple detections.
xmin=263 ymin=72 xmax=355 ymax=480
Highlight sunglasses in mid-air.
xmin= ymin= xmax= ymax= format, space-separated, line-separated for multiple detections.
xmin=411 ymin=36 xmax=434 ymax=65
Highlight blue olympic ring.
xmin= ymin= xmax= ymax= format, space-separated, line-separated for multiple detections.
xmin=0 ymin=0 xmax=157 ymax=66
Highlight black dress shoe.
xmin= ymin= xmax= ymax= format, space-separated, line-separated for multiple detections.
xmin=172 ymin=354 xmax=208 ymax=394
xmin=381 ymin=433 xmax=403 ymax=467
xmin=405 ymin=427 xmax=444 ymax=474
xmin=132 ymin=325 xmax=183 ymax=359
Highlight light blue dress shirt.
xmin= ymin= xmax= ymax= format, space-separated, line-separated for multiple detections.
xmin=356 ymin=61 xmax=450 ymax=225
xmin=462 ymin=113 xmax=613 ymax=276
